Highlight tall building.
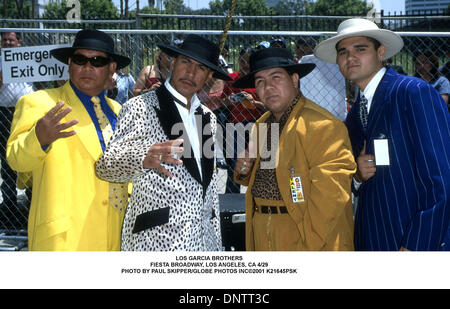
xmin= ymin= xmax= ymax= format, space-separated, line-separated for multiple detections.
xmin=405 ymin=0 xmax=450 ymax=14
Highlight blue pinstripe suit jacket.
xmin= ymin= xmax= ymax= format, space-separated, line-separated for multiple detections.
xmin=346 ymin=67 xmax=450 ymax=251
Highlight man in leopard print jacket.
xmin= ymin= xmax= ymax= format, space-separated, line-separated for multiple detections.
xmin=96 ymin=35 xmax=232 ymax=251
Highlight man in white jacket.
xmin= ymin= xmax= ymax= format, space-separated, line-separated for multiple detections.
xmin=96 ymin=35 xmax=232 ymax=251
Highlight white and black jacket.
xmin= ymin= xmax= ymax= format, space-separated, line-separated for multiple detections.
xmin=96 ymin=84 xmax=222 ymax=251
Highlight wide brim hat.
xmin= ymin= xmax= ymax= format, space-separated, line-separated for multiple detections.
xmin=232 ymin=48 xmax=316 ymax=89
xmin=157 ymin=34 xmax=232 ymax=81
xmin=51 ymin=29 xmax=131 ymax=69
xmin=314 ymin=18 xmax=404 ymax=64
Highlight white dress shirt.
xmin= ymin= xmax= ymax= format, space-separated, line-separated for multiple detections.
xmin=353 ymin=67 xmax=387 ymax=190
xmin=165 ymin=79 xmax=203 ymax=179
xmin=361 ymin=67 xmax=386 ymax=114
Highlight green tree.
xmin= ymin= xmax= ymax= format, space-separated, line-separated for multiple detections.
xmin=0 ymin=0 xmax=33 ymax=18
xmin=209 ymin=0 xmax=273 ymax=16
xmin=274 ymin=0 xmax=312 ymax=15
xmin=208 ymin=0 xmax=274 ymax=31
xmin=163 ymin=0 xmax=191 ymax=14
xmin=303 ymin=0 xmax=371 ymax=31
xmin=306 ymin=0 xmax=370 ymax=16
xmin=43 ymin=0 xmax=119 ymax=20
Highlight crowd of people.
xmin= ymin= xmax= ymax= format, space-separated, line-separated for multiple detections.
xmin=0 ymin=18 xmax=449 ymax=251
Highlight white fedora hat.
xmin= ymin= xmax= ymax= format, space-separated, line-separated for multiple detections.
xmin=314 ymin=18 xmax=404 ymax=64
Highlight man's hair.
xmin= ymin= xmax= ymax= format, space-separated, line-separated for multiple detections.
xmin=414 ymin=50 xmax=439 ymax=79
xmin=366 ymin=37 xmax=381 ymax=50
xmin=1 ymin=32 xmax=21 ymax=41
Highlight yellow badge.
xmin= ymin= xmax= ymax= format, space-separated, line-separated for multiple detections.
xmin=290 ymin=176 xmax=305 ymax=203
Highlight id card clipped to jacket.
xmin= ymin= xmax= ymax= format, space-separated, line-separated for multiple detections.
xmin=374 ymin=139 xmax=390 ymax=166
xmin=289 ymin=167 xmax=305 ymax=203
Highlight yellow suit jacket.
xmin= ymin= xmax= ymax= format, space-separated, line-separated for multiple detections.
xmin=236 ymin=95 xmax=356 ymax=251
xmin=7 ymin=82 xmax=126 ymax=251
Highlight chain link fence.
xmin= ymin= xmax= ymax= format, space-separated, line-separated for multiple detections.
xmin=0 ymin=17 xmax=449 ymax=249
xmin=1 ymin=12 xmax=449 ymax=31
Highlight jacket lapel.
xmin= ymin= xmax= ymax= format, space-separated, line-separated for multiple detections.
xmin=60 ymin=82 xmax=102 ymax=161
xmin=105 ymin=96 xmax=122 ymax=117
xmin=345 ymin=100 xmax=365 ymax=157
xmin=367 ymin=67 xmax=393 ymax=137
xmin=278 ymin=95 xmax=307 ymax=167
xmin=199 ymin=107 xmax=214 ymax=193
xmin=345 ymin=68 xmax=394 ymax=156
xmin=154 ymin=85 xmax=203 ymax=185
xmin=364 ymin=67 xmax=396 ymax=156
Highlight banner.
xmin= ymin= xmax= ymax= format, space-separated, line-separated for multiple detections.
xmin=1 ymin=44 xmax=70 ymax=83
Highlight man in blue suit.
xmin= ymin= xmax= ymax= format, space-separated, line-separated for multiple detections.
xmin=315 ymin=18 xmax=450 ymax=251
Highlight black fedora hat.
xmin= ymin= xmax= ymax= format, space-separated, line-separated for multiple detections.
xmin=232 ymin=48 xmax=316 ymax=88
xmin=51 ymin=29 xmax=131 ymax=69
xmin=157 ymin=34 xmax=232 ymax=81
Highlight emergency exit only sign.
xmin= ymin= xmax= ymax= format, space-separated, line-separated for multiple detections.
xmin=1 ymin=44 xmax=70 ymax=83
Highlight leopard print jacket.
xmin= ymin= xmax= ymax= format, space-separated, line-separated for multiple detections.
xmin=96 ymin=90 xmax=222 ymax=251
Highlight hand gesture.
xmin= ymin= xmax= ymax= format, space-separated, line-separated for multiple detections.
xmin=35 ymin=101 xmax=78 ymax=147
xmin=235 ymin=140 xmax=256 ymax=176
xmin=149 ymin=81 xmax=162 ymax=91
xmin=355 ymin=140 xmax=376 ymax=182
xmin=143 ymin=139 xmax=184 ymax=178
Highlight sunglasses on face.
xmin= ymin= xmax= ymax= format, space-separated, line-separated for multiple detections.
xmin=71 ymin=54 xmax=112 ymax=67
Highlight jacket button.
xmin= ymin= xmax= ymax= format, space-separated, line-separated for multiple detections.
xmin=103 ymin=200 xmax=108 ymax=205
xmin=441 ymin=242 xmax=446 ymax=247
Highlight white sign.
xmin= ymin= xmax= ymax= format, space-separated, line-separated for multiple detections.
xmin=1 ymin=44 xmax=70 ymax=83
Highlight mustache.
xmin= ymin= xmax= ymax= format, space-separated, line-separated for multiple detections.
xmin=178 ymin=78 xmax=197 ymax=87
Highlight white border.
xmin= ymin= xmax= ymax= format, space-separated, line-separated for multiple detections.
xmin=0 ymin=251 xmax=448 ymax=289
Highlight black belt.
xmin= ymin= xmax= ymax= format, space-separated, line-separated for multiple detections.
xmin=255 ymin=205 xmax=288 ymax=214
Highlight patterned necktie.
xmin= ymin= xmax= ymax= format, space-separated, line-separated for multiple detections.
xmin=91 ymin=96 xmax=127 ymax=213
xmin=91 ymin=96 xmax=114 ymax=145
xmin=359 ymin=94 xmax=369 ymax=130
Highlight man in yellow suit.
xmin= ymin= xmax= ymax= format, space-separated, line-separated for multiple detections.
xmin=233 ymin=48 xmax=356 ymax=250
xmin=6 ymin=29 xmax=131 ymax=250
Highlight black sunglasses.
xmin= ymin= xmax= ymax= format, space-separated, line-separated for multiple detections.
xmin=71 ymin=54 xmax=112 ymax=67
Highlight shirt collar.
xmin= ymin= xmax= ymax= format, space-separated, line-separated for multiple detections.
xmin=164 ymin=78 xmax=201 ymax=112
xmin=70 ymin=80 xmax=106 ymax=103
xmin=362 ymin=67 xmax=386 ymax=103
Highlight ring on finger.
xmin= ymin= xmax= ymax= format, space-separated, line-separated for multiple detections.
xmin=158 ymin=154 xmax=163 ymax=161
xmin=240 ymin=165 xmax=246 ymax=172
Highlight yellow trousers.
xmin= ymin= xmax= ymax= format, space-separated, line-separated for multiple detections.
xmin=252 ymin=197 xmax=301 ymax=251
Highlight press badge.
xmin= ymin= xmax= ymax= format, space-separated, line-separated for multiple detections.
xmin=374 ymin=139 xmax=390 ymax=166
xmin=289 ymin=167 xmax=305 ymax=203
